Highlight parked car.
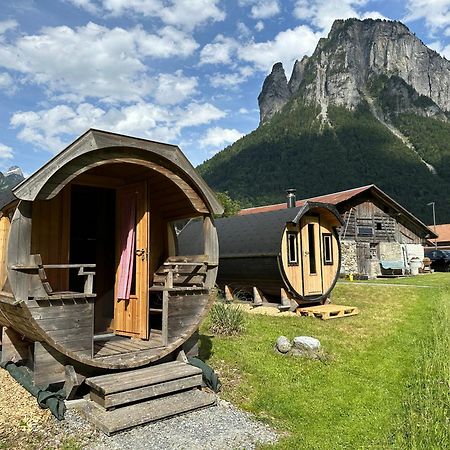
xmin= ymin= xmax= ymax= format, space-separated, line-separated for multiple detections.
xmin=424 ymin=250 xmax=450 ymax=272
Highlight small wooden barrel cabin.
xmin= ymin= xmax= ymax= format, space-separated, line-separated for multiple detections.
xmin=0 ymin=129 xmax=222 ymax=384
xmin=180 ymin=200 xmax=343 ymax=308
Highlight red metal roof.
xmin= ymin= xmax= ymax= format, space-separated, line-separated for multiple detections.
xmin=239 ymin=185 xmax=374 ymax=215
xmin=430 ymin=224 xmax=450 ymax=242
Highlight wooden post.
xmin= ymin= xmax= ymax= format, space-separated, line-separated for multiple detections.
xmin=252 ymin=287 xmax=264 ymax=307
xmin=279 ymin=288 xmax=291 ymax=311
xmin=224 ymin=285 xmax=233 ymax=302
xmin=32 ymin=342 xmax=66 ymax=387
xmin=64 ymin=365 xmax=84 ymax=400
xmin=1 ymin=327 xmax=30 ymax=364
xmin=203 ymin=216 xmax=219 ymax=288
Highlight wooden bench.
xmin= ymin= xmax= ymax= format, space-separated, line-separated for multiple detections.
xmin=11 ymin=254 xmax=96 ymax=301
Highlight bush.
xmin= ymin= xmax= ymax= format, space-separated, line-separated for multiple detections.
xmin=209 ymin=301 xmax=246 ymax=336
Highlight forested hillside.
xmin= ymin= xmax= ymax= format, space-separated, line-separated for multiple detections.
xmin=198 ymin=19 xmax=450 ymax=223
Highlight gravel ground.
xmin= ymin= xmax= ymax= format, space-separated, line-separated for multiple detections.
xmin=0 ymin=367 xmax=278 ymax=450
xmin=88 ymin=399 xmax=278 ymax=450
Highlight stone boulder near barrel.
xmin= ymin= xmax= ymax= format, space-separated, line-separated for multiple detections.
xmin=275 ymin=336 xmax=292 ymax=353
xmin=293 ymin=336 xmax=321 ymax=351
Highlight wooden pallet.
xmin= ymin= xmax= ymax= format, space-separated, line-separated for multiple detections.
xmin=298 ymin=304 xmax=359 ymax=320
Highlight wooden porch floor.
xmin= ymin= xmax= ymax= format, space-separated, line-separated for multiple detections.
xmin=93 ymin=333 xmax=164 ymax=358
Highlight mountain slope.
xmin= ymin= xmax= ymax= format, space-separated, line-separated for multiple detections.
xmin=198 ymin=19 xmax=450 ymax=223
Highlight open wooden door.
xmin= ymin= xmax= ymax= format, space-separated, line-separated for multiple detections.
xmin=301 ymin=216 xmax=323 ymax=296
xmin=114 ymin=181 xmax=149 ymax=339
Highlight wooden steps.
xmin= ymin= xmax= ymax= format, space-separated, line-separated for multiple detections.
xmin=298 ymin=304 xmax=359 ymax=320
xmin=82 ymin=389 xmax=216 ymax=435
xmin=82 ymin=361 xmax=216 ymax=434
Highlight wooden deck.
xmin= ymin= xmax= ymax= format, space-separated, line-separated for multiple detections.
xmin=93 ymin=333 xmax=164 ymax=358
xmin=298 ymin=304 xmax=359 ymax=320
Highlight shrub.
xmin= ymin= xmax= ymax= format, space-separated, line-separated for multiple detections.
xmin=209 ymin=301 xmax=246 ymax=336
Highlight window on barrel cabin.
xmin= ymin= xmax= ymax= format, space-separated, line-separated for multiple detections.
xmin=322 ymin=233 xmax=333 ymax=265
xmin=308 ymin=224 xmax=317 ymax=274
xmin=287 ymin=231 xmax=299 ymax=265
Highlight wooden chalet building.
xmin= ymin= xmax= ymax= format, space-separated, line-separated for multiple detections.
xmin=240 ymin=185 xmax=436 ymax=278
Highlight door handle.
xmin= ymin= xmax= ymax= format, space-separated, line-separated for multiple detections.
xmin=135 ymin=249 xmax=148 ymax=260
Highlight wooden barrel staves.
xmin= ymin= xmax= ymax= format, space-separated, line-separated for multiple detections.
xmin=0 ymin=129 xmax=223 ymax=383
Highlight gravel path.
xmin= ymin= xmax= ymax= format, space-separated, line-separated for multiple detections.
xmin=88 ymin=399 xmax=278 ymax=450
xmin=0 ymin=367 xmax=277 ymax=450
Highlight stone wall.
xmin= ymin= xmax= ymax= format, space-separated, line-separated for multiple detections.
xmin=340 ymin=240 xmax=358 ymax=275
xmin=379 ymin=242 xmax=403 ymax=261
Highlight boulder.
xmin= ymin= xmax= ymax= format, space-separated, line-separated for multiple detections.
xmin=293 ymin=336 xmax=321 ymax=351
xmin=275 ymin=336 xmax=292 ymax=353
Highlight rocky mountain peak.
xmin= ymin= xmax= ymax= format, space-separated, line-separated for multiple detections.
xmin=258 ymin=62 xmax=290 ymax=124
xmin=258 ymin=18 xmax=450 ymax=124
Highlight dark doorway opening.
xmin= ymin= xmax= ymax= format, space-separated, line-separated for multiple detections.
xmin=70 ymin=185 xmax=116 ymax=333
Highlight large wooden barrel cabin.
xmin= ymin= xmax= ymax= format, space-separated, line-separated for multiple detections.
xmin=0 ymin=129 xmax=223 ymax=387
xmin=179 ymin=193 xmax=343 ymax=310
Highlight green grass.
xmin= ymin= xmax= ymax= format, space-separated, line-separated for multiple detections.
xmin=200 ymin=274 xmax=450 ymax=449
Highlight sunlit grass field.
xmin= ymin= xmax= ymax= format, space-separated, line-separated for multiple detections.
xmin=200 ymin=274 xmax=450 ymax=449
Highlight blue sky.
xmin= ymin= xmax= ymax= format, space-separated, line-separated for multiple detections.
xmin=0 ymin=0 xmax=449 ymax=175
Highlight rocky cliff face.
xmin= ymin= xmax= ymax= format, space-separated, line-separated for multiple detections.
xmin=258 ymin=62 xmax=291 ymax=124
xmin=258 ymin=19 xmax=450 ymax=123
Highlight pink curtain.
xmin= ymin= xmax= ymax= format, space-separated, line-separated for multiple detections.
xmin=117 ymin=191 xmax=136 ymax=300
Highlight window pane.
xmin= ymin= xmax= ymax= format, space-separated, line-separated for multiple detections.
xmin=308 ymin=224 xmax=317 ymax=274
xmin=287 ymin=232 xmax=298 ymax=265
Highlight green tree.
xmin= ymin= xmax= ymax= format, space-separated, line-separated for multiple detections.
xmin=215 ymin=191 xmax=241 ymax=217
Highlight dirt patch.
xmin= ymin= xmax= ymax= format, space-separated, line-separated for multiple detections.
xmin=238 ymin=303 xmax=297 ymax=317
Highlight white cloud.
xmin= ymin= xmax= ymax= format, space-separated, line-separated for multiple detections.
xmin=0 ymin=72 xmax=15 ymax=93
xmin=0 ymin=143 xmax=13 ymax=160
xmin=0 ymin=22 xmax=198 ymax=102
xmin=177 ymin=102 xmax=226 ymax=127
xmin=208 ymin=66 xmax=254 ymax=88
xmin=428 ymin=39 xmax=450 ymax=58
xmin=200 ymin=35 xmax=238 ymax=65
xmin=66 ymin=0 xmax=100 ymax=14
xmin=404 ymin=0 xmax=450 ymax=33
xmin=11 ymin=101 xmax=226 ymax=152
xmin=70 ymin=0 xmax=225 ymax=30
xmin=293 ymin=0 xmax=383 ymax=32
xmin=238 ymin=0 xmax=280 ymax=19
xmin=238 ymin=25 xmax=322 ymax=73
xmin=255 ymin=20 xmax=265 ymax=31
xmin=154 ymin=71 xmax=198 ymax=105
xmin=250 ymin=0 xmax=280 ymax=19
xmin=200 ymin=127 xmax=244 ymax=153
xmin=0 ymin=20 xmax=18 ymax=35
xmin=158 ymin=0 xmax=225 ymax=31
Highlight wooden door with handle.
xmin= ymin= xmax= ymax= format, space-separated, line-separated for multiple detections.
xmin=114 ymin=181 xmax=149 ymax=339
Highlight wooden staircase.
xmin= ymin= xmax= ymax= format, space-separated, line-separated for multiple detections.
xmin=82 ymin=360 xmax=216 ymax=434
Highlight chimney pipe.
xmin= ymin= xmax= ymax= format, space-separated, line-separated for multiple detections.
xmin=286 ymin=188 xmax=296 ymax=208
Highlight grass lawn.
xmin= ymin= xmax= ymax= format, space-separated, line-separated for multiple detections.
xmin=200 ymin=274 xmax=450 ymax=449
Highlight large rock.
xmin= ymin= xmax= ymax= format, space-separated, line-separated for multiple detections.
xmin=275 ymin=336 xmax=292 ymax=354
xmin=258 ymin=62 xmax=291 ymax=124
xmin=258 ymin=18 xmax=450 ymax=125
xmin=293 ymin=336 xmax=321 ymax=352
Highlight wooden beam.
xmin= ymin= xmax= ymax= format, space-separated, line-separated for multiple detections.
xmin=224 ymin=285 xmax=234 ymax=302
xmin=252 ymin=287 xmax=264 ymax=307
xmin=0 ymin=327 xmax=31 ymax=364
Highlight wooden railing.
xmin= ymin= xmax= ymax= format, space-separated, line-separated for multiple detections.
xmin=149 ymin=256 xmax=209 ymax=346
xmin=11 ymin=253 xmax=96 ymax=300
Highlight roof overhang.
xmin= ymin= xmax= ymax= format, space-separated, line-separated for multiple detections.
xmin=292 ymin=201 xmax=344 ymax=227
xmin=13 ymin=129 xmax=223 ymax=215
